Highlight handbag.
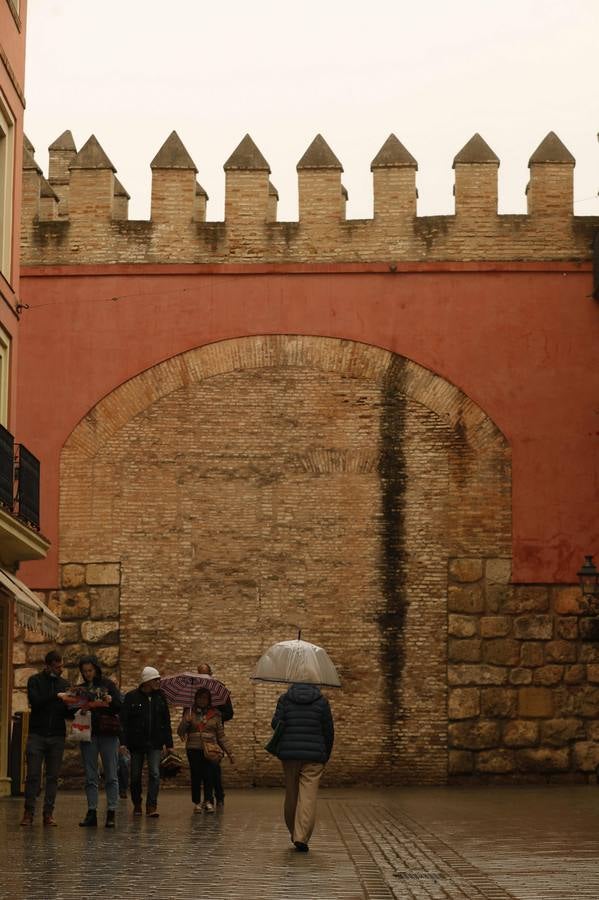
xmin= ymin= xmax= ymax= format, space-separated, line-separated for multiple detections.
xmin=265 ymin=720 xmax=284 ymax=756
xmin=70 ymin=708 xmax=92 ymax=742
xmin=97 ymin=711 xmax=121 ymax=737
xmin=200 ymin=733 xmax=224 ymax=762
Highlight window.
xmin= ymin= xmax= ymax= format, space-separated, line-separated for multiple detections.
xmin=0 ymin=326 xmax=10 ymax=427
xmin=0 ymin=98 xmax=15 ymax=280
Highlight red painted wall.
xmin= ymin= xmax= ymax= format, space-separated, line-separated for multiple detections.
xmin=17 ymin=261 xmax=599 ymax=588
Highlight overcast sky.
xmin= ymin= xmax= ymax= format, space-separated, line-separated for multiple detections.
xmin=24 ymin=0 xmax=599 ymax=222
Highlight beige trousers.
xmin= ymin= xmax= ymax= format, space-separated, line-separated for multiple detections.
xmin=282 ymin=760 xmax=325 ymax=845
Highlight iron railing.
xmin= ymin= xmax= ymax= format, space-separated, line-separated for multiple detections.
xmin=0 ymin=424 xmax=40 ymax=530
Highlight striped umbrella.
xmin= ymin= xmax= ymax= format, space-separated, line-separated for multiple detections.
xmin=160 ymin=673 xmax=230 ymax=708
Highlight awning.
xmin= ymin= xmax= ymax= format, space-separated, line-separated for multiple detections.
xmin=0 ymin=568 xmax=60 ymax=639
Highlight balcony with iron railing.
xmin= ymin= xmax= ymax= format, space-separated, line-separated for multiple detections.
xmin=0 ymin=424 xmax=49 ymax=567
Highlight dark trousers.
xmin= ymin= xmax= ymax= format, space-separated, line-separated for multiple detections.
xmin=214 ymin=761 xmax=224 ymax=803
xmin=24 ymin=733 xmax=65 ymax=814
xmin=130 ymin=748 xmax=161 ymax=808
xmin=187 ymin=749 xmax=218 ymax=804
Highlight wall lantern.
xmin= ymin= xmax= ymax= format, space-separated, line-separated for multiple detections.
xmin=577 ymin=555 xmax=599 ymax=613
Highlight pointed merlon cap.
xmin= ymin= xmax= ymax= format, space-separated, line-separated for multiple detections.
xmin=195 ymin=180 xmax=208 ymax=200
xmin=70 ymin=135 xmax=116 ymax=172
xmin=151 ymin=131 xmax=198 ymax=172
xmin=40 ymin=176 xmax=59 ymax=201
xmin=297 ymin=134 xmax=343 ymax=171
xmin=114 ymin=176 xmax=130 ymax=199
xmin=23 ymin=146 xmax=42 ymax=174
xmin=529 ymin=131 xmax=575 ymax=166
xmin=453 ymin=133 xmax=499 ymax=167
xmin=341 ymin=184 xmax=348 ymax=200
xmin=268 ymin=180 xmax=278 ymax=199
xmin=371 ymin=134 xmax=417 ymax=170
xmin=224 ymin=134 xmax=270 ymax=172
xmin=49 ymin=129 xmax=76 ymax=152
xmin=23 ymin=134 xmax=35 ymax=154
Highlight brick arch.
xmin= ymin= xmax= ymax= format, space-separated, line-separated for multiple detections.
xmin=63 ymin=335 xmax=506 ymax=459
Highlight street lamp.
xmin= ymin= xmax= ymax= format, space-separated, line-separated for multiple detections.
xmin=577 ymin=555 xmax=599 ymax=613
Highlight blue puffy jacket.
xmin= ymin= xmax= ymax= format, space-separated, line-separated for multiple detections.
xmin=271 ymin=683 xmax=334 ymax=763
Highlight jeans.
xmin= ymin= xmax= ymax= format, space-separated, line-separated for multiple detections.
xmin=80 ymin=735 xmax=119 ymax=811
xmin=24 ymin=733 xmax=65 ymax=814
xmin=186 ymin=749 xmax=218 ymax=804
xmin=130 ymin=748 xmax=161 ymax=808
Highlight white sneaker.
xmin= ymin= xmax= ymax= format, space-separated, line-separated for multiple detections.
xmin=193 ymin=803 xmax=202 ymax=814
xmin=204 ymin=801 xmax=215 ymax=813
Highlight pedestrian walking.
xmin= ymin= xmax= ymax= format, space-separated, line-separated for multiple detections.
xmin=271 ymin=682 xmax=334 ymax=852
xmin=196 ymin=662 xmax=234 ymax=806
xmin=178 ymin=687 xmax=234 ymax=813
xmin=76 ymin=655 xmax=122 ymax=828
xmin=121 ymin=666 xmax=173 ymax=818
xmin=20 ymin=650 xmax=72 ymax=827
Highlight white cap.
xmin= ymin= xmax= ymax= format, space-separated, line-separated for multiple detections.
xmin=140 ymin=666 xmax=160 ymax=684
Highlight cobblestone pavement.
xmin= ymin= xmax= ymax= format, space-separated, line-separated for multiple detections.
xmin=1 ymin=786 xmax=599 ymax=899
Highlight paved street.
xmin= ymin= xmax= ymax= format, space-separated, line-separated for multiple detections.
xmin=1 ymin=786 xmax=599 ymax=899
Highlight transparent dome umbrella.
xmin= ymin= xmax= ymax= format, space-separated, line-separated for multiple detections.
xmin=252 ymin=634 xmax=341 ymax=688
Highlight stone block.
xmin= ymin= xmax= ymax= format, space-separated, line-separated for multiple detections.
xmin=448 ymin=687 xmax=479 ymax=719
xmin=476 ymin=749 xmax=516 ymax=773
xmin=448 ymin=720 xmax=501 ymax=750
xmin=58 ymin=622 xmax=81 ymax=644
xmin=509 ymin=668 xmax=533 ymax=685
xmin=449 ymin=558 xmax=483 ymax=583
xmin=13 ymin=667 xmax=38 ymax=688
xmin=448 ymin=665 xmax=508 ymax=686
xmin=86 ymin=563 xmax=120 ymax=586
xmin=573 ymin=741 xmax=599 ymax=772
xmin=448 ymin=750 xmax=474 ymax=775
xmin=81 ymin=620 xmax=119 ymax=644
xmin=61 ymin=643 xmax=89 ymax=666
xmin=541 ymin=718 xmax=585 ymax=747
xmin=553 ymin=586 xmax=584 ymax=616
xmin=520 ymin=642 xmax=544 ymax=667
xmin=448 ymin=584 xmax=484 ymax=614
xmin=502 ymin=586 xmax=549 ymax=614
xmin=448 ymin=614 xmax=478 ymax=638
xmin=23 ymin=629 xmax=49 ymax=644
xmin=587 ymin=665 xmax=599 ymax=684
xmin=485 ymin=558 xmax=511 ymax=584
xmin=516 ymin=747 xmax=570 ymax=773
xmin=448 ymin=638 xmax=482 ymax=663
xmin=556 ymin=617 xmax=578 ymax=640
xmin=533 ymin=665 xmax=563 ymax=686
xmin=481 ymin=687 xmax=517 ymax=718
xmin=94 ymin=646 xmax=120 ymax=668
xmin=577 ymin=687 xmax=599 ymax=718
xmin=485 ymin=583 xmax=510 ymax=613
xmin=60 ymin=590 xmax=90 ymax=620
xmin=12 ymin=691 xmax=29 ymax=713
xmin=586 ymin=722 xmax=599 ymax=741
xmin=61 ymin=563 xmax=85 ymax=589
xmin=518 ymin=687 xmax=553 ymax=717
xmin=12 ymin=642 xmax=26 ymax=664
xmin=513 ymin=614 xmax=553 ymax=641
xmin=503 ymin=720 xmax=539 ymax=747
xmin=579 ymin=618 xmax=599 ymax=642
xmin=545 ymin=640 xmax=577 ymax=664
xmin=579 ymin=644 xmax=599 ymax=663
xmin=482 ymin=638 xmax=520 ymax=666
xmin=480 ymin=616 xmax=511 ymax=638
xmin=564 ymin=664 xmax=585 ymax=684
xmin=90 ymin=587 xmax=120 ymax=620
xmin=26 ymin=643 xmax=55 ymax=664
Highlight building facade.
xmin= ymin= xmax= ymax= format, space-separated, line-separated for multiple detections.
xmin=13 ymin=128 xmax=599 ymax=784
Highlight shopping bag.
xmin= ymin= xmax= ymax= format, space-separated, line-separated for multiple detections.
xmin=70 ymin=708 xmax=92 ymax=742
xmin=265 ymin=720 xmax=284 ymax=756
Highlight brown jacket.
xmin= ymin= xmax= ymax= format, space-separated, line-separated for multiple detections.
xmin=177 ymin=707 xmax=233 ymax=758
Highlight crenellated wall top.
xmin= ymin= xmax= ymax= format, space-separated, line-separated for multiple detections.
xmin=20 ymin=130 xmax=598 ymax=266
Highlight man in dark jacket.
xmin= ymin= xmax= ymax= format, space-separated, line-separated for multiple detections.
xmin=271 ymin=682 xmax=334 ymax=852
xmin=121 ymin=666 xmax=173 ymax=817
xmin=20 ymin=650 xmax=72 ymax=827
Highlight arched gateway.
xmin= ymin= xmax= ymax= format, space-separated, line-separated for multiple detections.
xmin=60 ymin=335 xmax=510 ymax=785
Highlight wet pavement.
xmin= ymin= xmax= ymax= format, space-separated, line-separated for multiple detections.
xmin=1 ymin=786 xmax=599 ymax=899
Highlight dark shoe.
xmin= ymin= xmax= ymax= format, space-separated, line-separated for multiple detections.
xmin=20 ymin=810 xmax=33 ymax=827
xmin=294 ymin=841 xmax=309 ymax=852
xmin=119 ymin=791 xmax=127 ymax=800
xmin=146 ymin=805 xmax=159 ymax=818
xmin=79 ymin=809 xmax=97 ymax=828
xmin=133 ymin=803 xmax=142 ymax=816
xmin=105 ymin=810 xmax=116 ymax=828
xmin=43 ymin=812 xmax=58 ymax=827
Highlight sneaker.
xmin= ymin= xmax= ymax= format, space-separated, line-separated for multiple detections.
xmin=79 ymin=809 xmax=97 ymax=828
xmin=293 ymin=841 xmax=309 ymax=852
xmin=105 ymin=810 xmax=116 ymax=828
xmin=20 ymin=810 xmax=33 ymax=827
xmin=204 ymin=801 xmax=215 ymax=813
xmin=146 ymin=806 xmax=159 ymax=818
xmin=133 ymin=804 xmax=142 ymax=817
xmin=43 ymin=812 xmax=58 ymax=827
xmin=193 ymin=803 xmax=203 ymax=814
